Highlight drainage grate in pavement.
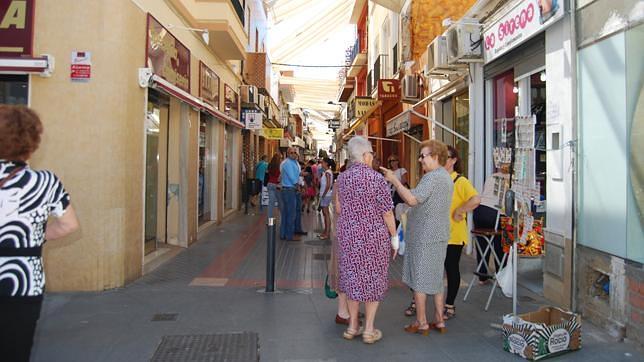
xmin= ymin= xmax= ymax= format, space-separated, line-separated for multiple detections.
xmin=151 ymin=332 xmax=259 ymax=362
xmin=312 ymin=253 xmax=330 ymax=261
xmin=151 ymin=313 xmax=178 ymax=322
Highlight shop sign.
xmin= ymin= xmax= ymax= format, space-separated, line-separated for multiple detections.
xmin=483 ymin=0 xmax=564 ymax=63
xmin=386 ymin=111 xmax=410 ymax=137
xmin=378 ymin=79 xmax=400 ymax=101
xmin=146 ymin=14 xmax=190 ymax=92
xmin=328 ymin=118 xmax=340 ymax=129
xmin=0 ymin=0 xmax=35 ymax=57
xmin=224 ymin=84 xmax=239 ymax=121
xmin=347 ymin=97 xmax=356 ymax=120
xmin=70 ymin=51 xmax=91 ymax=81
xmin=200 ymin=62 xmax=220 ymax=109
xmin=262 ymin=128 xmax=283 ymax=140
xmin=355 ymin=96 xmax=378 ymax=119
xmin=244 ymin=110 xmax=262 ymax=130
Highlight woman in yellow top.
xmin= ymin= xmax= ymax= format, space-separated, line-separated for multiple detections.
xmin=443 ymin=146 xmax=481 ymax=320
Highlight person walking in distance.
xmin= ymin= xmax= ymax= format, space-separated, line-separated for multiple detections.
xmin=317 ymin=158 xmax=335 ymax=240
xmin=280 ymin=147 xmax=302 ymax=241
xmin=0 ymin=105 xmax=81 ymax=361
xmin=254 ymin=155 xmax=268 ymax=211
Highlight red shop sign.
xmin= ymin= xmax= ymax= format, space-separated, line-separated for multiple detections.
xmin=146 ymin=14 xmax=191 ymax=92
xmin=377 ymin=79 xmax=400 ymax=101
xmin=0 ymin=0 xmax=35 ymax=57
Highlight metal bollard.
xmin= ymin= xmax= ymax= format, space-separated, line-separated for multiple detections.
xmin=265 ymin=217 xmax=276 ymax=292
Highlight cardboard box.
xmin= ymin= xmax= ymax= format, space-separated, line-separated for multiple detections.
xmin=503 ymin=306 xmax=582 ymax=360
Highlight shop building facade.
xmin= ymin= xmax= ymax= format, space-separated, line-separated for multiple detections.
xmin=0 ymin=0 xmax=270 ymax=291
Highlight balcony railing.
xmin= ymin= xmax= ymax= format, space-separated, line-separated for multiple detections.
xmin=230 ymin=0 xmax=244 ymax=24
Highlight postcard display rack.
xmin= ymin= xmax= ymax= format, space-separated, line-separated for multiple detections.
xmin=494 ymin=116 xmax=545 ymax=258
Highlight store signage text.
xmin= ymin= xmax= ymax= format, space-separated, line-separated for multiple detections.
xmin=147 ymin=14 xmax=190 ymax=92
xmin=262 ymin=128 xmax=283 ymax=140
xmin=386 ymin=111 xmax=410 ymax=137
xmin=70 ymin=51 xmax=91 ymax=81
xmin=378 ymin=79 xmax=400 ymax=101
xmin=244 ymin=110 xmax=262 ymax=130
xmin=483 ymin=0 xmax=564 ymax=63
xmin=328 ymin=118 xmax=340 ymax=129
xmin=355 ymin=97 xmax=378 ymax=119
xmin=0 ymin=0 xmax=35 ymax=57
xmin=200 ymin=62 xmax=220 ymax=109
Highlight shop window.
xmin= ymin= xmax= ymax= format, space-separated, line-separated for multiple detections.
xmin=0 ymin=74 xmax=28 ymax=105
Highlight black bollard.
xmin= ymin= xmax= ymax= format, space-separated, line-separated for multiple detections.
xmin=265 ymin=217 xmax=276 ymax=292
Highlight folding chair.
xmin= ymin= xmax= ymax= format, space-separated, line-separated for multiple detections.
xmin=463 ymin=208 xmax=508 ymax=311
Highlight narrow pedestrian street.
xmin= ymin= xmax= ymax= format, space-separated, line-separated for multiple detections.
xmin=32 ymin=211 xmax=642 ymax=362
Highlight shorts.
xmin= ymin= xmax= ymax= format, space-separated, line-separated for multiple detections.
xmin=319 ymin=195 xmax=332 ymax=208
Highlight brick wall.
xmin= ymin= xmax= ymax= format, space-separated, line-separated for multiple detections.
xmin=626 ymin=261 xmax=644 ymax=346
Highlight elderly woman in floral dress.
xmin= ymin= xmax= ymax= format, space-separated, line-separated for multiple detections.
xmin=335 ymin=136 xmax=398 ymax=344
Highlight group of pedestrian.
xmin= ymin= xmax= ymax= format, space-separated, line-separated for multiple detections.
xmin=328 ymin=135 xmax=482 ymax=344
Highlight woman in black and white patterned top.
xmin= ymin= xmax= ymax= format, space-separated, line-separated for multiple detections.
xmin=0 ymin=105 xmax=80 ymax=361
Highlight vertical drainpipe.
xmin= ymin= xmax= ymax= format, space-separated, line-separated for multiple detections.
xmin=569 ymin=0 xmax=579 ymax=312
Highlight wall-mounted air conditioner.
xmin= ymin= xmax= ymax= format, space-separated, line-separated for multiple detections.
xmin=425 ymin=36 xmax=450 ymax=75
xmin=241 ymin=85 xmax=251 ymax=103
xmin=401 ymin=74 xmax=420 ymax=103
xmin=446 ymin=20 xmax=483 ymax=64
xmin=249 ymin=85 xmax=259 ymax=105
xmin=258 ymin=94 xmax=266 ymax=112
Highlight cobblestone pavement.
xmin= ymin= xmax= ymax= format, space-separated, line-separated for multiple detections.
xmin=32 ymin=211 xmax=643 ymax=362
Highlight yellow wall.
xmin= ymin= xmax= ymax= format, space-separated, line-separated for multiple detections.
xmin=31 ymin=0 xmax=147 ymax=291
xmin=25 ymin=0 xmax=243 ymax=292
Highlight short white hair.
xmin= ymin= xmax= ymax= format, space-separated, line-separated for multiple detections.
xmin=347 ymin=136 xmax=373 ymax=163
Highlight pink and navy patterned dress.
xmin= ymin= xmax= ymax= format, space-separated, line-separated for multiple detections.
xmin=336 ymin=163 xmax=393 ymax=302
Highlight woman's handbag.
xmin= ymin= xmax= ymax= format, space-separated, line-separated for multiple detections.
xmin=324 ymin=275 xmax=338 ymax=299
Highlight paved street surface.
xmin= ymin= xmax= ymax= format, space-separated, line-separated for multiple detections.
xmin=32 ymin=211 xmax=643 ymax=362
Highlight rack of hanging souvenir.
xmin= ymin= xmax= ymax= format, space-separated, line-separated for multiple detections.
xmin=495 ymin=116 xmax=545 ymax=257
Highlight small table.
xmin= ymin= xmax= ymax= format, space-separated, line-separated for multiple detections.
xmin=463 ymin=228 xmax=507 ymax=311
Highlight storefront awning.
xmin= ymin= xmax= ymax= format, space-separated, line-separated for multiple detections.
xmin=342 ymin=100 xmax=382 ymax=141
xmin=151 ymin=74 xmax=244 ymax=129
xmin=0 ymin=56 xmax=53 ymax=75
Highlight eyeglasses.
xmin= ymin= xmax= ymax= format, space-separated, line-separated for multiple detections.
xmin=389 ymin=159 xmax=399 ymax=163
xmin=418 ymin=152 xmax=431 ymax=160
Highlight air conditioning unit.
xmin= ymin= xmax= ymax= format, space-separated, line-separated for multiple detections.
xmin=446 ymin=20 xmax=483 ymax=64
xmin=258 ymin=94 xmax=266 ymax=112
xmin=401 ymin=75 xmax=420 ymax=103
xmin=249 ymin=85 xmax=258 ymax=105
xmin=241 ymin=85 xmax=251 ymax=103
xmin=425 ymin=36 xmax=450 ymax=75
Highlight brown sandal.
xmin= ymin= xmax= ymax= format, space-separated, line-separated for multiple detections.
xmin=404 ymin=301 xmax=416 ymax=317
xmin=429 ymin=322 xmax=447 ymax=334
xmin=404 ymin=321 xmax=430 ymax=336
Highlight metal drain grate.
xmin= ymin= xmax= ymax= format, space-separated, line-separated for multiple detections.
xmin=312 ymin=253 xmax=330 ymax=261
xmin=152 ymin=313 xmax=178 ymax=322
xmin=151 ymin=332 xmax=259 ymax=362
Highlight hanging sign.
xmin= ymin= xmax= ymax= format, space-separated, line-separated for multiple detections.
xmin=386 ymin=111 xmax=410 ymax=137
xmin=483 ymin=0 xmax=564 ymax=63
xmin=200 ymin=62 xmax=220 ymax=109
xmin=328 ymin=118 xmax=341 ymax=129
xmin=262 ymin=128 xmax=283 ymax=140
xmin=378 ymin=79 xmax=400 ymax=101
xmin=355 ymin=97 xmax=378 ymax=118
xmin=0 ymin=0 xmax=35 ymax=57
xmin=70 ymin=51 xmax=91 ymax=81
xmin=244 ymin=110 xmax=263 ymax=130
xmin=146 ymin=14 xmax=190 ymax=92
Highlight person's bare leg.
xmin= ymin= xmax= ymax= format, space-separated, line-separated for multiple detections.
xmin=364 ymin=301 xmax=380 ymax=333
xmin=337 ymin=292 xmax=349 ymax=319
xmin=347 ymin=299 xmax=360 ymax=331
xmin=322 ymin=208 xmax=330 ymax=237
xmin=433 ymin=293 xmax=445 ymax=327
xmin=414 ymin=291 xmax=428 ymax=325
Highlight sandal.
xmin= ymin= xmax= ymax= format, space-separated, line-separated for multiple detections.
xmin=342 ymin=326 xmax=364 ymax=340
xmin=404 ymin=301 xmax=416 ymax=316
xmin=429 ymin=322 xmax=447 ymax=334
xmin=404 ymin=321 xmax=430 ymax=336
xmin=362 ymin=329 xmax=383 ymax=344
xmin=443 ymin=305 xmax=456 ymax=320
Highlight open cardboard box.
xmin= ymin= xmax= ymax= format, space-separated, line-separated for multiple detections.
xmin=503 ymin=306 xmax=582 ymax=360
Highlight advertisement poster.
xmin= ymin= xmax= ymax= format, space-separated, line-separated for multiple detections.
xmin=70 ymin=51 xmax=91 ymax=81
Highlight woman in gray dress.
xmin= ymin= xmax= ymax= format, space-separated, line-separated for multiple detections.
xmin=382 ymin=139 xmax=453 ymax=335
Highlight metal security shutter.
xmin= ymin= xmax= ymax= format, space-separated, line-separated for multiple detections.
xmin=484 ymin=32 xmax=546 ymax=79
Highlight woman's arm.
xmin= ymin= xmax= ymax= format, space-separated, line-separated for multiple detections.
xmin=383 ymin=210 xmax=396 ymax=237
xmin=333 ymin=188 xmax=341 ymax=215
xmin=46 ymin=205 xmax=80 ymax=240
xmin=453 ymin=195 xmax=481 ymax=222
xmin=383 ymin=169 xmax=419 ymax=206
xmin=321 ymin=172 xmax=331 ymax=197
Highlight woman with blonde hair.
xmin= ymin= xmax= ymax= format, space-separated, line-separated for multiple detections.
xmin=382 ymin=139 xmax=453 ymax=335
